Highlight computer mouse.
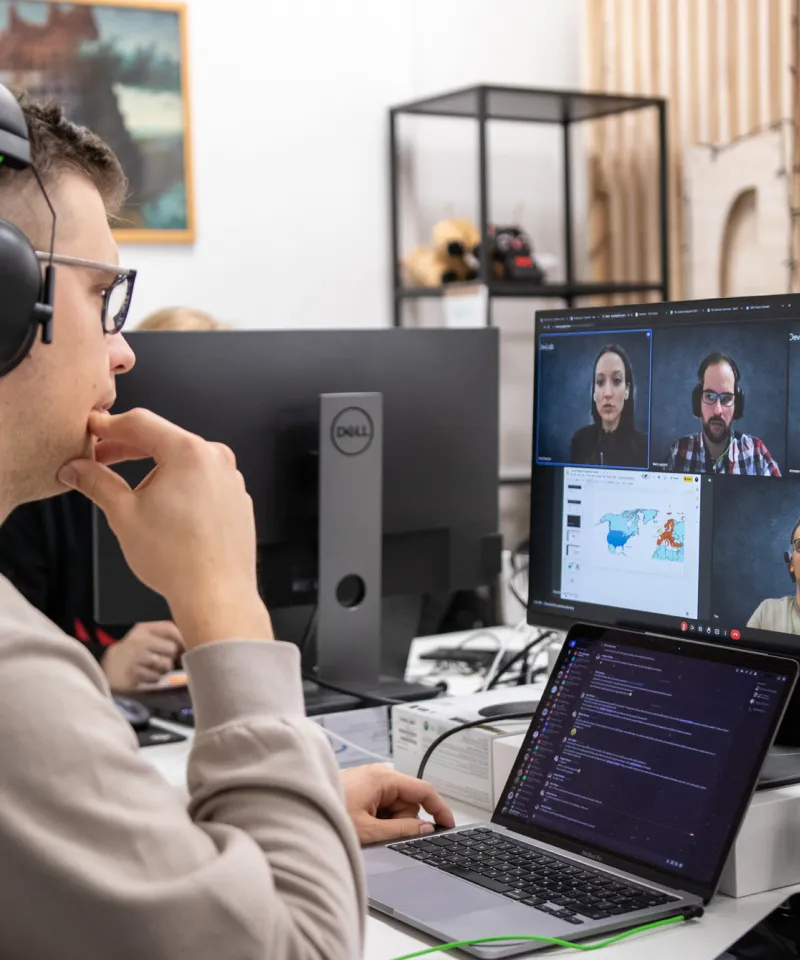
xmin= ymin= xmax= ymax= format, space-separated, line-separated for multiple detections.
xmin=112 ymin=695 xmax=151 ymax=732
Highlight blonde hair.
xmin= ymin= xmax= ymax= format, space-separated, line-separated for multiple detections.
xmin=136 ymin=307 xmax=229 ymax=332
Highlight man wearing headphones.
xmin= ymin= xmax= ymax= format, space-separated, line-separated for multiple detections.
xmin=666 ymin=352 xmax=781 ymax=475
xmin=748 ymin=520 xmax=800 ymax=633
xmin=0 ymin=89 xmax=453 ymax=957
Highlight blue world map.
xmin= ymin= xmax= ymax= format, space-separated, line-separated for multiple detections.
xmin=598 ymin=509 xmax=685 ymax=562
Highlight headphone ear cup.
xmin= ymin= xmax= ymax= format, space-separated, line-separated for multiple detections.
xmin=734 ymin=389 xmax=745 ymax=420
xmin=691 ymin=384 xmax=702 ymax=418
xmin=0 ymin=219 xmax=41 ymax=377
xmin=786 ymin=551 xmax=796 ymax=583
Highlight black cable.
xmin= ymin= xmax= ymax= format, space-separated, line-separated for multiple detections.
xmin=508 ymin=573 xmax=528 ymax=610
xmin=486 ymin=630 xmax=557 ymax=690
xmin=297 ymin=606 xmax=318 ymax=656
xmin=417 ymin=711 xmax=536 ymax=781
xmin=302 ymin=673 xmax=407 ymax=708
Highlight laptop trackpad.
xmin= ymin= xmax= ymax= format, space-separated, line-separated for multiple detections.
xmin=370 ymin=865 xmax=503 ymax=921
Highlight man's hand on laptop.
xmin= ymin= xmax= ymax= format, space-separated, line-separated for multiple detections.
xmin=58 ymin=409 xmax=273 ymax=649
xmin=342 ymin=765 xmax=455 ymax=845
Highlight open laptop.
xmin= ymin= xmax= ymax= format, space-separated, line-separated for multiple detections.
xmin=365 ymin=623 xmax=798 ymax=957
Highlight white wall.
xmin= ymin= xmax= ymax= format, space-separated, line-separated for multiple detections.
xmin=122 ymin=0 xmax=584 ymax=330
xmin=121 ymin=0 xmax=584 ymax=544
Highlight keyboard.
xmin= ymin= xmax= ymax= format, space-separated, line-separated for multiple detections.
xmin=388 ymin=828 xmax=679 ymax=925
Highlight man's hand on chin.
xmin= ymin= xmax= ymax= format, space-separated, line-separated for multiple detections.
xmin=341 ymin=764 xmax=456 ymax=845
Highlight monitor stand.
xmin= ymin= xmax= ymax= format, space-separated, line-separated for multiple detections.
xmin=306 ymin=392 xmax=439 ymax=716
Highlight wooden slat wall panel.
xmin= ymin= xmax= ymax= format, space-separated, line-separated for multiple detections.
xmin=585 ymin=0 xmax=795 ymax=299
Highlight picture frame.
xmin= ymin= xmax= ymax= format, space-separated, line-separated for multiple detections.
xmin=0 ymin=0 xmax=195 ymax=243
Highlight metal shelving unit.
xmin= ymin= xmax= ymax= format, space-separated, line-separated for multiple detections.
xmin=389 ymin=84 xmax=669 ymax=327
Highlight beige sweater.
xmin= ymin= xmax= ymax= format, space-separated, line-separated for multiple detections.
xmin=0 ymin=574 xmax=365 ymax=959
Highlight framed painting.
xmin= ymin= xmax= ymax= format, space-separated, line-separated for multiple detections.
xmin=0 ymin=0 xmax=194 ymax=243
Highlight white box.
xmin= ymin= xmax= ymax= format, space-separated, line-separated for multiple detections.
xmin=313 ymin=706 xmax=391 ymax=770
xmin=493 ymin=735 xmax=800 ymax=899
xmin=719 ymin=782 xmax=800 ymax=897
xmin=493 ymin=733 xmax=527 ymax=804
xmin=392 ymin=687 xmax=541 ymax=811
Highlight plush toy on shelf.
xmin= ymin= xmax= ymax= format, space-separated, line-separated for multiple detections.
xmin=403 ymin=217 xmax=480 ymax=287
xmin=485 ymin=224 xmax=546 ymax=283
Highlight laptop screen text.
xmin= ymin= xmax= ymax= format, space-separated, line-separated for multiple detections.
xmin=499 ymin=635 xmax=789 ymax=885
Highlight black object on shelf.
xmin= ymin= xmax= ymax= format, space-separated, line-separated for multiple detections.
xmin=389 ymin=84 xmax=669 ymax=327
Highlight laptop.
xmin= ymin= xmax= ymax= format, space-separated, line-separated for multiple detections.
xmin=364 ymin=623 xmax=798 ymax=957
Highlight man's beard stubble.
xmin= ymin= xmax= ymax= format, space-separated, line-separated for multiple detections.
xmin=703 ymin=416 xmax=730 ymax=445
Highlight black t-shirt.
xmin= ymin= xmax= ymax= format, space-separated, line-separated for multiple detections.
xmin=0 ymin=492 xmax=126 ymax=662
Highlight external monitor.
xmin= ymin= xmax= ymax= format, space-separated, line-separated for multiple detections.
xmin=527 ymin=293 xmax=800 ymax=751
xmin=93 ymin=328 xmax=501 ymax=703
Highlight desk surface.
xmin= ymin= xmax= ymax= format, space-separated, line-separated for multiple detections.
xmin=142 ymin=628 xmax=800 ymax=960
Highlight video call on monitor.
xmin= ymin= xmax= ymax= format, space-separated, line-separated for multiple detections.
xmin=529 ymin=294 xmax=800 ymax=654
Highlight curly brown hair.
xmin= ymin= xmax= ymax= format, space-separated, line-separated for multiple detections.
xmin=0 ymin=93 xmax=127 ymax=217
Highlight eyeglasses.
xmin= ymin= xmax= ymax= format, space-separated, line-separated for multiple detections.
xmin=701 ymin=390 xmax=736 ymax=408
xmin=35 ymin=252 xmax=137 ymax=334
xmin=791 ymin=538 xmax=800 ymax=554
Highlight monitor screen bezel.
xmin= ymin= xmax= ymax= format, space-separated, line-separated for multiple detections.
xmin=527 ymin=293 xmax=800 ymax=657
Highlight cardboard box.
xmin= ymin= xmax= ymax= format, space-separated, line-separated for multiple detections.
xmin=493 ymin=734 xmax=800 ymax=899
xmin=392 ymin=687 xmax=540 ymax=811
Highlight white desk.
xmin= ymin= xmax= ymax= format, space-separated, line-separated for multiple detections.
xmin=142 ymin=629 xmax=800 ymax=960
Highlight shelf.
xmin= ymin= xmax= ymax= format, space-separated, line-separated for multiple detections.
xmin=392 ymin=84 xmax=664 ymax=124
xmin=396 ymin=281 xmax=666 ymax=300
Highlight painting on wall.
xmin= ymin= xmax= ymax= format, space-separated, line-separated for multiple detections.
xmin=0 ymin=0 xmax=194 ymax=243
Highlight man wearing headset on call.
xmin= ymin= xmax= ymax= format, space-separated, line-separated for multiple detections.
xmin=748 ymin=519 xmax=800 ymax=634
xmin=666 ymin=352 xmax=781 ymax=475
xmin=0 ymin=89 xmax=453 ymax=959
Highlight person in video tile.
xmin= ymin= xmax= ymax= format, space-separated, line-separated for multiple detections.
xmin=667 ymin=353 xmax=780 ymax=476
xmin=748 ymin=519 xmax=800 ymax=633
xmin=569 ymin=343 xmax=648 ymax=468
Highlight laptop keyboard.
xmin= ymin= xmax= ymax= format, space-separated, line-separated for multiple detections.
xmin=388 ymin=828 xmax=679 ymax=925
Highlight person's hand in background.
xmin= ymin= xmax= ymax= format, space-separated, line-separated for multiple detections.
xmin=101 ymin=621 xmax=183 ymax=691
xmin=58 ymin=409 xmax=273 ymax=649
xmin=341 ymin=765 xmax=456 ymax=845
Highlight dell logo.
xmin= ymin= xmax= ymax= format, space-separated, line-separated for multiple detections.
xmin=331 ymin=407 xmax=374 ymax=456
xmin=539 ymin=342 xmax=555 ymax=351
xmin=790 ymin=333 xmax=800 ymax=342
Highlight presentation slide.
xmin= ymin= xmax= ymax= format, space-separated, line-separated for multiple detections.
xmin=649 ymin=320 xmax=787 ymax=473
xmin=560 ymin=468 xmax=701 ymax=619
xmin=536 ymin=329 xmax=652 ymax=469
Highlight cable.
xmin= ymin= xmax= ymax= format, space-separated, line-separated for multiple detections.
xmin=480 ymin=617 xmax=527 ymax=692
xmin=318 ymin=727 xmax=391 ymax=764
xmin=486 ymin=630 xmax=557 ymax=690
xmin=386 ymin=911 xmax=701 ymax=959
xmin=303 ymin=673 xmax=407 ymax=708
xmin=416 ymin=711 xmax=535 ymax=781
xmin=297 ymin=606 xmax=318 ymax=656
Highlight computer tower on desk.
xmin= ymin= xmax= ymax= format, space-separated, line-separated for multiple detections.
xmin=93 ymin=328 xmax=502 ymax=715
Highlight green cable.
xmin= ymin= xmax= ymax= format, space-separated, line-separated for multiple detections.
xmin=388 ymin=915 xmax=684 ymax=959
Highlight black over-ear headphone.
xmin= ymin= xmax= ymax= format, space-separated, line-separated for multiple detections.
xmin=0 ymin=83 xmax=55 ymax=377
xmin=691 ymin=353 xmax=745 ymax=420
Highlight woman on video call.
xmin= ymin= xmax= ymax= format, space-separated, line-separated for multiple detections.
xmin=569 ymin=343 xmax=648 ymax=468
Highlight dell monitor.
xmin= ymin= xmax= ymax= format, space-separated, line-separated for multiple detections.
xmin=93 ymin=328 xmax=501 ymax=711
xmin=528 ymin=293 xmax=800 ymax=771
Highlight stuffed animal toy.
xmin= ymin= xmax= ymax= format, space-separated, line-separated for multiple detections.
xmin=403 ymin=217 xmax=481 ymax=287
xmin=485 ymin=225 xmax=546 ymax=283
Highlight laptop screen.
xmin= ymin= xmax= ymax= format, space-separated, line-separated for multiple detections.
xmin=496 ymin=630 xmax=794 ymax=891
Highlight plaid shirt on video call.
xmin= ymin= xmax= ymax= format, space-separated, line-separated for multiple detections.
xmin=667 ymin=432 xmax=781 ymax=476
